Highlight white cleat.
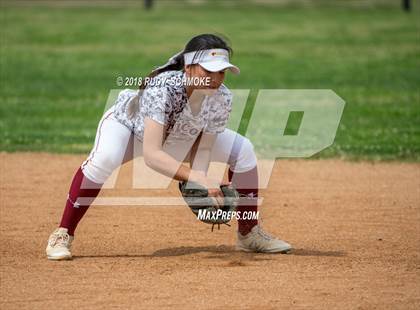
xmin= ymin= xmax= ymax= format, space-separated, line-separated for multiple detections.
xmin=236 ymin=225 xmax=292 ymax=253
xmin=46 ymin=227 xmax=74 ymax=260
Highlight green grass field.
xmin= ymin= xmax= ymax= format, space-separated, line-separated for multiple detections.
xmin=0 ymin=1 xmax=419 ymax=160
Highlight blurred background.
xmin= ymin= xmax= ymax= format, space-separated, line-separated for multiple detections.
xmin=0 ymin=0 xmax=419 ymax=159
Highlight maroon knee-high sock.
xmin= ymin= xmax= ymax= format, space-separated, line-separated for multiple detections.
xmin=59 ymin=167 xmax=102 ymax=236
xmin=228 ymin=166 xmax=259 ymax=235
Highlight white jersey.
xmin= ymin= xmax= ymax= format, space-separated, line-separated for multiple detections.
xmin=113 ymin=70 xmax=233 ymax=144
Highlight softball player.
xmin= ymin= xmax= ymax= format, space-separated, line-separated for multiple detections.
xmin=46 ymin=34 xmax=292 ymax=260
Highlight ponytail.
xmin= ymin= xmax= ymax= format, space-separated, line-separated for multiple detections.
xmin=139 ymin=50 xmax=185 ymax=90
xmin=127 ymin=50 xmax=185 ymax=119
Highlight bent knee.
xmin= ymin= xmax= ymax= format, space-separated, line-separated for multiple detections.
xmin=229 ymin=135 xmax=257 ymax=173
xmin=82 ymin=152 xmax=124 ymax=184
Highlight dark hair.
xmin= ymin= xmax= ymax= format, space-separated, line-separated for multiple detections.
xmin=139 ymin=33 xmax=233 ymax=90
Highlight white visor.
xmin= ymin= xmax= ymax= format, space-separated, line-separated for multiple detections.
xmin=183 ymin=48 xmax=240 ymax=75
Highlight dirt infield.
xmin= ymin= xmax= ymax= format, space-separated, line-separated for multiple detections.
xmin=1 ymin=152 xmax=419 ymax=309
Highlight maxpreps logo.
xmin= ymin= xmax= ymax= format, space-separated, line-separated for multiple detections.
xmin=197 ymin=209 xmax=260 ymax=221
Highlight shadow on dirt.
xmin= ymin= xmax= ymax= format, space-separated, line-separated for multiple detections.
xmin=150 ymin=245 xmax=236 ymax=257
xmin=74 ymin=246 xmax=345 ymax=259
xmin=73 ymin=245 xmax=237 ymax=260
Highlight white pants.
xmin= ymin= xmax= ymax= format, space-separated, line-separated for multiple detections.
xmin=81 ymin=106 xmax=257 ymax=184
